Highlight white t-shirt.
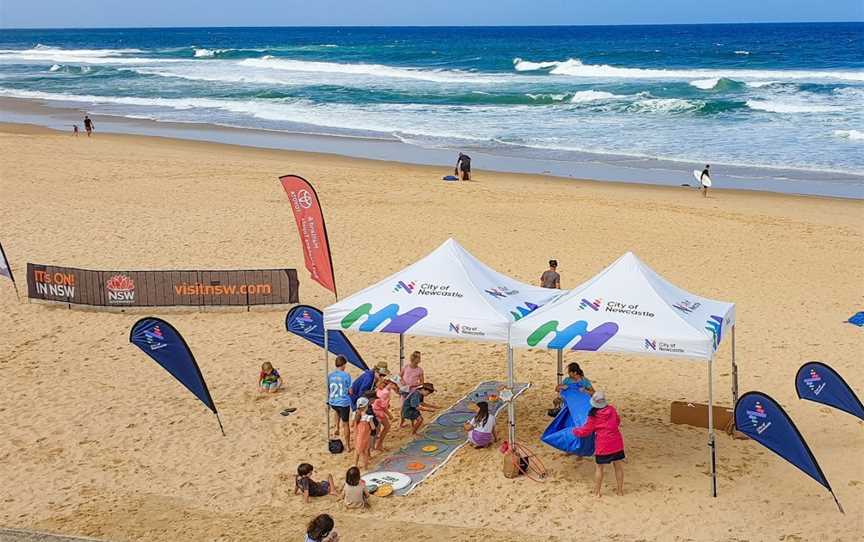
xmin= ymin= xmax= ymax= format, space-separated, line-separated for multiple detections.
xmin=470 ymin=414 xmax=495 ymax=433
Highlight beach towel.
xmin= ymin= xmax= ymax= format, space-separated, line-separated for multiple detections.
xmin=541 ymin=387 xmax=595 ymax=455
xmin=442 ymin=175 xmax=459 ymax=181
xmin=847 ymin=311 xmax=864 ymax=327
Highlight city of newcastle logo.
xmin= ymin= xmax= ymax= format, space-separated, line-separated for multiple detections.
xmin=393 ymin=280 xmax=416 ymax=294
xmin=705 ymin=315 xmax=723 ymax=349
xmin=673 ymin=299 xmax=701 ymax=314
xmin=485 ymin=286 xmax=519 ymax=299
xmin=341 ymin=303 xmax=428 ymax=334
xmin=746 ymin=401 xmax=771 ymax=434
xmin=143 ymin=325 xmax=168 ymax=351
xmin=579 ymin=298 xmax=601 ymax=311
xmin=527 ymin=320 xmax=619 ymax=351
xmin=644 ymin=339 xmax=657 ymax=350
xmin=510 ymin=301 xmax=540 ymax=321
xmin=803 ymin=368 xmax=826 ymax=396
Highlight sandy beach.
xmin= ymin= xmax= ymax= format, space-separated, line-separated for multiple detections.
xmin=0 ymin=122 xmax=862 ymax=541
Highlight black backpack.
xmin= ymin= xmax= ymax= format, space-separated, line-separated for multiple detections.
xmin=328 ymin=438 xmax=344 ymax=454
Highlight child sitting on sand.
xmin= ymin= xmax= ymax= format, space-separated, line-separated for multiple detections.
xmin=402 ymin=383 xmax=440 ymax=435
xmin=464 ymin=401 xmax=498 ymax=448
xmin=399 ymin=351 xmax=425 ymax=427
xmin=294 ymin=463 xmax=335 ymax=503
xmin=340 ymin=466 xmax=370 ymax=509
xmin=258 ymin=361 xmax=282 ymax=393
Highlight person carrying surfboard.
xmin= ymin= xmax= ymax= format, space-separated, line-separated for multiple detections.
xmin=699 ymin=164 xmax=711 ymax=198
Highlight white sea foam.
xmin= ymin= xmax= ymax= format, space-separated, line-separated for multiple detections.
xmin=746 ymin=99 xmax=840 ymax=114
xmin=569 ymin=90 xmax=619 ymax=102
xmin=49 ymin=64 xmax=61 ymax=72
xmin=628 ymin=98 xmax=700 ymax=113
xmin=834 ymin=129 xmax=864 ymax=141
xmin=193 ymin=48 xmax=216 ymax=58
xmin=512 ymin=57 xmax=864 ymax=82
xmin=0 ymin=46 xmax=180 ymax=65
xmin=238 ymin=56 xmax=501 ymax=83
xmin=746 ymin=81 xmax=779 ymax=88
xmin=734 ymin=50 xmax=751 ymax=55
xmin=690 ymin=78 xmax=720 ymax=90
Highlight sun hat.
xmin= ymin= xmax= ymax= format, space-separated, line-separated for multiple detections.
xmin=357 ymin=397 xmax=370 ymax=409
xmin=420 ymin=383 xmax=435 ymax=393
xmin=590 ymin=391 xmax=608 ymax=409
xmin=374 ymin=362 xmax=390 ymax=375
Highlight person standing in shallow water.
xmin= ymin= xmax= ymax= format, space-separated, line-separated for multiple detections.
xmin=83 ymin=115 xmax=94 ymax=137
xmin=540 ymin=259 xmax=560 ymax=289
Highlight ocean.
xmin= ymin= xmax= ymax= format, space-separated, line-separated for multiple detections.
xmin=0 ymin=24 xmax=862 ymax=197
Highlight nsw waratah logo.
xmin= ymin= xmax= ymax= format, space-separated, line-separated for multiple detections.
xmin=393 ymin=280 xmax=416 ymax=294
xmin=106 ymin=274 xmax=135 ymax=304
xmin=579 ymin=298 xmax=601 ymax=311
xmin=746 ymin=401 xmax=771 ymax=434
xmin=804 ymin=369 xmax=826 ymax=396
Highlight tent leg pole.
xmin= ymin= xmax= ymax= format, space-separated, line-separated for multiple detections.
xmin=507 ymin=345 xmax=515 ymax=445
xmin=556 ymin=349 xmax=563 ymax=386
xmin=708 ymin=358 xmax=717 ymax=497
xmin=399 ymin=333 xmax=405 ymax=372
xmin=215 ymin=412 xmax=225 ymax=437
xmin=731 ymin=325 xmax=738 ymax=408
xmin=324 ymin=329 xmax=330 ymax=449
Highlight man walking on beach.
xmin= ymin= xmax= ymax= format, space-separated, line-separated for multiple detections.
xmin=83 ymin=115 xmax=94 ymax=137
xmin=540 ymin=259 xmax=560 ymax=289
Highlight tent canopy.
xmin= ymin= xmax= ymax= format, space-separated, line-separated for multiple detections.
xmin=509 ymin=252 xmax=735 ymax=360
xmin=323 ymin=238 xmax=564 ymax=343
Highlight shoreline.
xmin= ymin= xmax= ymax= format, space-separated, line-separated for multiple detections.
xmin=2 ymin=96 xmax=861 ymax=199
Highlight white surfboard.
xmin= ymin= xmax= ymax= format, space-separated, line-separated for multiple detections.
xmin=693 ymin=169 xmax=712 ymax=187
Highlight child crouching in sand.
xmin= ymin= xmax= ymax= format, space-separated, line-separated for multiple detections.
xmin=402 ymin=383 xmax=440 ymax=435
xmin=258 ymin=361 xmax=282 ymax=393
xmin=294 ymin=463 xmax=335 ymax=503
xmin=340 ymin=466 xmax=370 ymax=509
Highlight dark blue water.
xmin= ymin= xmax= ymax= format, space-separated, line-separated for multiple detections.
xmin=1 ymin=24 xmax=862 ymax=189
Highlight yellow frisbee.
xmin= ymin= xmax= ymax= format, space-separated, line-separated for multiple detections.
xmin=422 ymin=444 xmax=439 ymax=453
xmin=376 ymin=484 xmax=394 ymax=497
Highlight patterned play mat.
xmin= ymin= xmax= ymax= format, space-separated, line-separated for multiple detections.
xmin=362 ymin=380 xmax=530 ymax=496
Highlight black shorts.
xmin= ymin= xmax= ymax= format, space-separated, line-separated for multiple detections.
xmin=595 ymin=450 xmax=625 ymax=465
xmin=330 ymin=404 xmax=350 ymax=422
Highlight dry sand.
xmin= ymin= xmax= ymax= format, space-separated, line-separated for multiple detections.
xmin=0 ymin=123 xmax=862 ymax=542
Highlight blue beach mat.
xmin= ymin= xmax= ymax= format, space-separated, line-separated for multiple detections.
xmin=369 ymin=380 xmax=530 ymax=496
xmin=442 ymin=175 xmax=459 ymax=181
xmin=847 ymin=311 xmax=864 ymax=327
xmin=541 ymin=387 xmax=596 ymax=456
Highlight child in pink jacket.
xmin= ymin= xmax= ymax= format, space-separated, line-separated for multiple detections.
xmin=572 ymin=391 xmax=625 ymax=496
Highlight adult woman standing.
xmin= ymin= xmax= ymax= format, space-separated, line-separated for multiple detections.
xmin=572 ymin=391 xmax=625 ymax=497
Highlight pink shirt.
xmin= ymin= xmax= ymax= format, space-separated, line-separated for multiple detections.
xmin=573 ymin=405 xmax=624 ymax=456
xmin=401 ymin=365 xmax=424 ymax=391
xmin=373 ymin=388 xmax=391 ymax=417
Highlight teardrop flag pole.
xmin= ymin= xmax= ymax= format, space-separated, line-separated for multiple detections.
xmin=0 ymin=241 xmax=21 ymax=301
xmin=129 ymin=317 xmax=225 ymax=436
xmin=735 ymin=391 xmax=842 ymax=513
xmin=795 ymin=361 xmax=864 ymax=423
xmin=279 ymin=175 xmax=337 ymax=299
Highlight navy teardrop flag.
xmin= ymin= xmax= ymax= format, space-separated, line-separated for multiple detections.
xmin=735 ymin=391 xmax=842 ymax=512
xmin=130 ymin=317 xmax=224 ymax=435
xmin=286 ymin=305 xmax=368 ymax=371
xmin=796 ymin=362 xmax=864 ymax=422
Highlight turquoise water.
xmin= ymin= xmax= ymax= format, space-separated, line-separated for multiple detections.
xmin=0 ymin=24 xmax=862 ymax=192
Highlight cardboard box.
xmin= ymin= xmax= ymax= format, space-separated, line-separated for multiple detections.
xmin=671 ymin=401 xmax=735 ymax=433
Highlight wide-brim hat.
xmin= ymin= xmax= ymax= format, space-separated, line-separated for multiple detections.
xmin=374 ymin=362 xmax=390 ymax=375
xmin=590 ymin=391 xmax=608 ymax=409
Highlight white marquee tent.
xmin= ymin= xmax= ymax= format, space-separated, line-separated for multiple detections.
xmin=509 ymin=251 xmax=737 ymax=495
xmin=323 ymin=238 xmax=565 ymax=443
